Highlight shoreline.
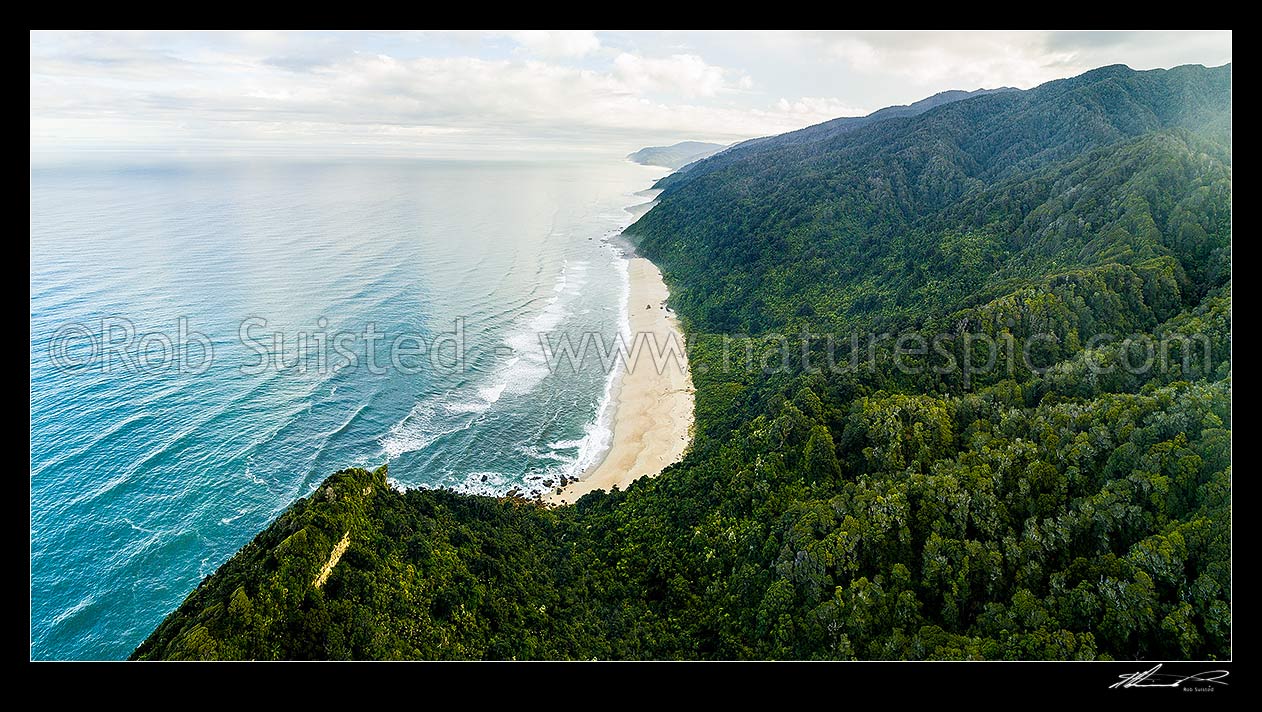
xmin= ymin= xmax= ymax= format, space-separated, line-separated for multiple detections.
xmin=544 ymin=252 xmax=694 ymax=506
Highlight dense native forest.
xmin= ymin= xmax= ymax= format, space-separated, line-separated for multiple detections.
xmin=133 ymin=64 xmax=1231 ymax=660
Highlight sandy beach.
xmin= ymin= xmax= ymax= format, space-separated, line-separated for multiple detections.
xmin=545 ymin=255 xmax=694 ymax=505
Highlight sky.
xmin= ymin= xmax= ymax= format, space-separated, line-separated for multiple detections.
xmin=29 ymin=30 xmax=1232 ymax=161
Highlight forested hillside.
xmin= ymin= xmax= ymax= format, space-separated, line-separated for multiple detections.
xmin=661 ymin=86 xmax=1014 ymax=183
xmin=133 ymin=63 xmax=1231 ymax=661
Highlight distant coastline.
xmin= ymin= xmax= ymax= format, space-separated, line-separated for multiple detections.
xmin=627 ymin=141 xmax=725 ymax=169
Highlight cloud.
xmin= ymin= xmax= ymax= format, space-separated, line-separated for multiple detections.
xmin=775 ymin=96 xmax=866 ymax=118
xmin=28 ymin=30 xmax=1231 ymax=159
xmin=507 ymin=30 xmax=600 ymax=58
xmin=809 ymin=30 xmax=1231 ymax=89
xmin=612 ymin=52 xmax=738 ymax=98
xmin=819 ymin=31 xmax=1077 ymax=89
xmin=30 ymin=35 xmax=799 ymax=157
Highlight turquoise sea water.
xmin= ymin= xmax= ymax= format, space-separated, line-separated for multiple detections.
xmin=30 ymin=158 xmax=665 ymax=660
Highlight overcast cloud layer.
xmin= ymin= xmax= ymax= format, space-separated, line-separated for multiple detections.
xmin=30 ymin=30 xmax=1232 ymax=160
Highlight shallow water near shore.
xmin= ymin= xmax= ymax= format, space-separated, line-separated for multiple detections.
xmin=30 ymin=157 xmax=667 ymax=659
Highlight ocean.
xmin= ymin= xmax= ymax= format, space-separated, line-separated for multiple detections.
xmin=29 ymin=158 xmax=666 ymax=660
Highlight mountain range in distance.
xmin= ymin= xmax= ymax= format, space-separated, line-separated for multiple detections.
xmin=629 ymin=87 xmax=1016 ymax=173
